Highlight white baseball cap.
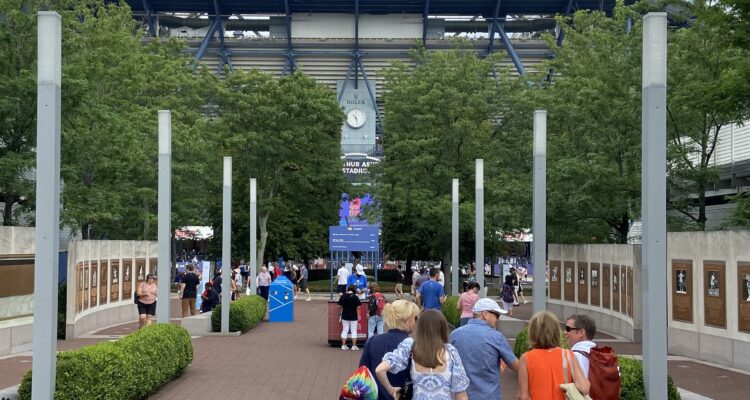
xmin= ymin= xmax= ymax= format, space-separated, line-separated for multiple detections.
xmin=473 ymin=298 xmax=508 ymax=315
xmin=356 ymin=264 xmax=365 ymax=274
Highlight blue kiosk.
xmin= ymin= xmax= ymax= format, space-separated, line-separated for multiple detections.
xmin=269 ymin=276 xmax=294 ymax=322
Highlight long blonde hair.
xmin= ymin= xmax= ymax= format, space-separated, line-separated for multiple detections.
xmin=382 ymin=299 xmax=419 ymax=331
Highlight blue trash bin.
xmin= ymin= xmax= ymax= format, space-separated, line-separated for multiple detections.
xmin=269 ymin=276 xmax=294 ymax=322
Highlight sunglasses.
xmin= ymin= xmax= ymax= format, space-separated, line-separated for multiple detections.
xmin=564 ymin=325 xmax=579 ymax=332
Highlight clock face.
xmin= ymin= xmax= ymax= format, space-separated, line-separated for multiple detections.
xmin=346 ymin=109 xmax=367 ymax=129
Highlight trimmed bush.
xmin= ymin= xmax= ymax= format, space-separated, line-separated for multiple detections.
xmin=18 ymin=324 xmax=192 ymax=400
xmin=618 ymin=357 xmax=681 ymax=400
xmin=211 ymin=294 xmax=266 ymax=333
xmin=442 ymin=296 xmax=460 ymax=327
xmin=512 ymin=327 xmax=681 ymax=400
xmin=57 ymin=283 xmax=67 ymax=339
xmin=307 ymin=268 xmax=404 ymax=282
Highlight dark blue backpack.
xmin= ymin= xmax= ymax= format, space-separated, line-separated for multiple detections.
xmin=502 ymin=284 xmax=514 ymax=303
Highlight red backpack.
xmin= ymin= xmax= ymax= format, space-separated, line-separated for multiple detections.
xmin=574 ymin=346 xmax=621 ymax=400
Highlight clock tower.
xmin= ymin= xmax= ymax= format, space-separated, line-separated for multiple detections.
xmin=337 ymin=80 xmax=376 ymax=155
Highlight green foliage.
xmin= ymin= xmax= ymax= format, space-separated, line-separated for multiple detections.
xmin=441 ymin=296 xmax=460 ymax=327
xmin=376 ymin=41 xmax=530 ymax=263
xmin=18 ymin=324 xmax=192 ymax=400
xmin=57 ymin=283 xmax=66 ymax=339
xmin=726 ymin=192 xmax=750 ymax=227
xmin=213 ymin=70 xmax=348 ymax=264
xmin=211 ymin=294 xmax=267 ymax=333
xmin=618 ymin=357 xmax=681 ymax=400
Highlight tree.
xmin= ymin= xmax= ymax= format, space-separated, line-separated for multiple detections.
xmin=214 ymin=70 xmax=348 ymax=266
xmin=0 ymin=1 xmax=38 ymax=225
xmin=538 ymin=5 xmax=644 ymax=243
xmin=667 ymin=1 xmax=747 ymax=230
xmin=375 ymin=42 xmax=529 ymax=265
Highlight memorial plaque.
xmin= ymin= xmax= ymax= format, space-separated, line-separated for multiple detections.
xmin=704 ymin=260 xmax=726 ymax=328
xmin=84 ymin=264 xmax=90 ymax=310
xmin=672 ymin=260 xmax=693 ymax=322
xmin=577 ymin=262 xmax=588 ymax=304
xmin=612 ymin=265 xmax=620 ymax=313
xmin=110 ymin=260 xmax=120 ymax=302
xmin=90 ymin=261 xmax=98 ymax=308
xmin=123 ymin=259 xmax=133 ymax=300
xmin=564 ymin=261 xmax=575 ymax=301
xmin=76 ymin=262 xmax=84 ymax=313
xmin=549 ymin=260 xmax=561 ymax=300
xmin=621 ymin=268 xmax=627 ymax=316
xmin=135 ymin=258 xmax=147 ymax=284
xmin=603 ymin=264 xmax=610 ymax=309
xmin=590 ymin=263 xmax=600 ymax=307
xmin=99 ymin=260 xmax=108 ymax=305
xmin=738 ymin=262 xmax=750 ymax=333
xmin=627 ymin=267 xmax=633 ymax=317
xmin=148 ymin=257 xmax=158 ymax=278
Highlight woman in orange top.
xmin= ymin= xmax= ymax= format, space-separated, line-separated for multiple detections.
xmin=517 ymin=311 xmax=589 ymax=400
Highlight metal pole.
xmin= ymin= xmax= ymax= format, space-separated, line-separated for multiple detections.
xmin=32 ymin=12 xmax=61 ymax=400
xmin=157 ymin=110 xmax=172 ymax=323
xmin=642 ymin=12 xmax=668 ymax=399
xmin=250 ymin=178 xmax=257 ymax=294
xmin=221 ymin=157 xmax=232 ymax=333
xmin=475 ymin=159 xmax=485 ymax=297
xmin=532 ymin=110 xmax=547 ymax=314
xmin=451 ymin=179 xmax=459 ymax=296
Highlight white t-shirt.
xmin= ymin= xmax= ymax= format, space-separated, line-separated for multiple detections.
xmin=571 ymin=340 xmax=596 ymax=378
xmin=337 ymin=267 xmax=350 ymax=285
xmin=437 ymin=270 xmax=445 ymax=287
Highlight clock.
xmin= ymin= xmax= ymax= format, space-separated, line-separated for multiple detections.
xmin=346 ymin=108 xmax=367 ymax=129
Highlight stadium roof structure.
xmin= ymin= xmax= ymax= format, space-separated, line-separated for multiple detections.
xmin=126 ymin=0 xmax=618 ymax=16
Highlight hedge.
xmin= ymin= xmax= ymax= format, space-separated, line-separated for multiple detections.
xmin=512 ymin=327 xmax=681 ymax=400
xmin=441 ymin=296 xmax=461 ymax=327
xmin=18 ymin=324 xmax=192 ymax=400
xmin=211 ymin=294 xmax=266 ymax=333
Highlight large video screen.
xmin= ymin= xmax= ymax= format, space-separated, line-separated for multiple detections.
xmin=338 ymin=193 xmax=374 ymax=226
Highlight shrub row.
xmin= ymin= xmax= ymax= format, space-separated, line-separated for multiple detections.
xmin=442 ymin=296 xmax=461 ymax=327
xmin=512 ymin=327 xmax=681 ymax=400
xmin=211 ymin=294 xmax=266 ymax=333
xmin=18 ymin=324 xmax=193 ymax=400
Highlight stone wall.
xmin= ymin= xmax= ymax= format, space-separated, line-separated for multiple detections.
xmin=548 ymin=231 xmax=750 ymax=372
xmin=65 ymin=240 xmax=157 ymax=338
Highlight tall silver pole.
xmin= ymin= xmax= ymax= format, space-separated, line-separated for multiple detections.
xmin=475 ymin=159 xmax=485 ymax=297
xmin=157 ymin=110 xmax=172 ymax=323
xmin=32 ymin=12 xmax=61 ymax=400
xmin=451 ymin=179 xmax=459 ymax=296
xmin=532 ymin=110 xmax=547 ymax=314
xmin=641 ymin=12 xmax=668 ymax=399
xmin=250 ymin=178 xmax=257 ymax=293
xmin=221 ymin=157 xmax=232 ymax=332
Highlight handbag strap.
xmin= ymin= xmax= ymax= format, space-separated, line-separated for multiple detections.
xmin=562 ymin=348 xmax=570 ymax=385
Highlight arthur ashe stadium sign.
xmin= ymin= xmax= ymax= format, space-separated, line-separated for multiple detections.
xmin=341 ymin=154 xmax=381 ymax=179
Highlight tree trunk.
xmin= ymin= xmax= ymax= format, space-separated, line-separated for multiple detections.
xmin=442 ymin=245 xmax=452 ymax=295
xmin=2 ymin=193 xmax=13 ymax=225
xmin=81 ymin=222 xmax=93 ymax=239
xmin=615 ymin=214 xmax=630 ymax=244
xmin=143 ymin=198 xmax=151 ymax=239
xmin=697 ymin=189 xmax=707 ymax=230
xmin=257 ymin=211 xmax=269 ymax=269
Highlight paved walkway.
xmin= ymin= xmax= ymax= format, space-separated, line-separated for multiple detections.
xmin=2 ymin=294 xmax=749 ymax=399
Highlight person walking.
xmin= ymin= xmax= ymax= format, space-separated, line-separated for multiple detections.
xmin=457 ymin=282 xmax=480 ymax=326
xmin=296 ymin=263 xmax=311 ymax=301
xmin=564 ymin=314 xmax=598 ymax=378
xmin=410 ymin=266 xmax=420 ymax=298
xmin=375 ymin=310 xmax=470 ymax=400
xmin=179 ymin=264 xmax=201 ymax=317
xmin=394 ymin=266 xmax=405 ymax=299
xmin=359 ymin=300 xmax=419 ymax=400
xmin=450 ymin=298 xmax=516 ymax=400
xmin=230 ymin=271 xmax=240 ymax=301
xmin=256 ymin=266 xmax=272 ymax=300
xmin=502 ymin=274 xmax=516 ymax=317
xmin=136 ymin=274 xmax=158 ymax=328
xmin=416 ymin=267 xmax=446 ymax=311
xmin=517 ymin=311 xmax=590 ymax=400
xmin=338 ymin=284 xmax=362 ymax=350
xmin=367 ymin=283 xmax=387 ymax=338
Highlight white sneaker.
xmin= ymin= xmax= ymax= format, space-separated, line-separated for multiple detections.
xmin=341 ymin=345 xmax=349 ymax=350
xmin=351 ymin=345 xmax=359 ymax=351
xmin=523 ymin=300 xmax=528 ymax=304
xmin=306 ymin=298 xmax=311 ymax=301
xmin=294 ymin=296 xmax=299 ymax=300
xmin=513 ymin=302 xmax=520 ymax=306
